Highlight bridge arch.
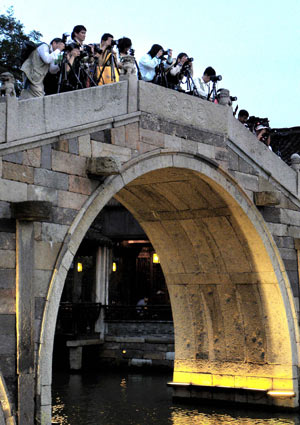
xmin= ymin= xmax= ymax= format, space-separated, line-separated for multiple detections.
xmin=37 ymin=150 xmax=299 ymax=422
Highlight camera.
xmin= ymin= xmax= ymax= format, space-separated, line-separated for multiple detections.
xmin=210 ymin=75 xmax=222 ymax=82
xmin=62 ymin=33 xmax=70 ymax=44
xmin=93 ymin=44 xmax=103 ymax=55
xmin=230 ymin=96 xmax=237 ymax=102
xmin=129 ymin=48 xmax=135 ymax=56
xmin=186 ymin=57 xmax=194 ymax=63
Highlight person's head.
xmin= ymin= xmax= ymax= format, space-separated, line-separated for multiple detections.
xmin=101 ymin=33 xmax=114 ymax=48
xmin=50 ymin=38 xmax=64 ymax=51
xmin=71 ymin=25 xmax=87 ymax=43
xmin=148 ymin=44 xmax=163 ymax=58
xmin=238 ymin=109 xmax=249 ymax=124
xmin=117 ymin=37 xmax=132 ymax=55
xmin=203 ymin=66 xmax=216 ymax=83
xmin=176 ymin=52 xmax=188 ymax=65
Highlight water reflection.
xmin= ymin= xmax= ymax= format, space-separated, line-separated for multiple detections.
xmin=52 ymin=371 xmax=300 ymax=425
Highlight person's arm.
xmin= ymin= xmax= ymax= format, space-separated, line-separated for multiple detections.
xmin=37 ymin=43 xmax=63 ymax=64
xmin=139 ymin=54 xmax=160 ymax=70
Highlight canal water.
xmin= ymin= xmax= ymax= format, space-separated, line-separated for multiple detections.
xmin=52 ymin=370 xmax=300 ymax=425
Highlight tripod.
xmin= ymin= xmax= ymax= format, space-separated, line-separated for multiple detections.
xmin=182 ymin=67 xmax=199 ymax=96
xmin=97 ymin=48 xmax=120 ymax=85
xmin=153 ymin=61 xmax=168 ymax=88
xmin=207 ymin=81 xmax=218 ymax=102
xmin=57 ymin=52 xmax=83 ymax=93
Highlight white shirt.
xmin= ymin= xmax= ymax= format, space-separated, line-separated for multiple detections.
xmin=139 ymin=53 xmax=172 ymax=82
xmin=194 ymin=76 xmax=211 ymax=99
xmin=37 ymin=43 xmax=62 ymax=74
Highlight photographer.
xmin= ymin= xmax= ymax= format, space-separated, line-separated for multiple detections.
xmin=139 ymin=44 xmax=173 ymax=83
xmin=64 ymin=25 xmax=92 ymax=90
xmin=256 ymin=124 xmax=272 ymax=150
xmin=166 ymin=52 xmax=193 ymax=91
xmin=194 ymin=66 xmax=216 ymax=100
xmin=19 ymin=37 xmax=65 ymax=99
xmin=96 ymin=33 xmax=120 ymax=85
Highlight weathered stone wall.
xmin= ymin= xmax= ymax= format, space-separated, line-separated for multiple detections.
xmin=0 ymin=80 xmax=299 ymax=421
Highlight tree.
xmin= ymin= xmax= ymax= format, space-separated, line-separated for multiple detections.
xmin=0 ymin=7 xmax=42 ymax=86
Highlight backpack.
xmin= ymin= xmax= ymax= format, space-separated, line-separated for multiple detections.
xmin=19 ymin=40 xmax=43 ymax=65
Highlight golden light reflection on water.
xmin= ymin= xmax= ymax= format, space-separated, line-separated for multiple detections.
xmin=170 ymin=408 xmax=298 ymax=425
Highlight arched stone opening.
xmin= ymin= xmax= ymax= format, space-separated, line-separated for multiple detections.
xmin=37 ymin=151 xmax=299 ymax=423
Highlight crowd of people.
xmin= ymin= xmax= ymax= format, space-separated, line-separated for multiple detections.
xmin=18 ymin=25 xmax=222 ymax=101
xmin=17 ymin=24 xmax=272 ymax=147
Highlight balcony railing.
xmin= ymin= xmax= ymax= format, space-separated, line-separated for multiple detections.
xmin=56 ymin=303 xmax=173 ymax=337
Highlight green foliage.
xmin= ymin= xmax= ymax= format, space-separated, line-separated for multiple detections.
xmin=0 ymin=7 xmax=42 ymax=81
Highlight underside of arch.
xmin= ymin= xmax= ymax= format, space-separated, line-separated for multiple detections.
xmin=38 ymin=152 xmax=299 ymax=419
xmin=115 ymin=162 xmax=299 ymax=408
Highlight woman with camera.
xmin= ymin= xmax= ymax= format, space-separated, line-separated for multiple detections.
xmin=139 ymin=44 xmax=173 ymax=83
xmin=166 ymin=52 xmax=193 ymax=91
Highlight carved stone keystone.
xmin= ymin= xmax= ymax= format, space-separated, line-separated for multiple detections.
xmin=10 ymin=201 xmax=52 ymax=221
xmin=87 ymin=157 xmax=120 ymax=178
xmin=254 ymin=191 xmax=281 ymax=206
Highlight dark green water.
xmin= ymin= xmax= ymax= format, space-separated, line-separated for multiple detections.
xmin=52 ymin=371 xmax=300 ymax=425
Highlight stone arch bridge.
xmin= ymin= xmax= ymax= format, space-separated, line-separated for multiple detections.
xmin=0 ymin=77 xmax=300 ymax=424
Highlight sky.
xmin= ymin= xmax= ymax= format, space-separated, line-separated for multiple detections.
xmin=1 ymin=0 xmax=300 ymax=129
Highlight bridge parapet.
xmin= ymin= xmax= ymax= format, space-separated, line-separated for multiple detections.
xmin=0 ymin=80 xmax=298 ymax=201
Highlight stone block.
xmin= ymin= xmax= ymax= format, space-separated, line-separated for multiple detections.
xmin=68 ymin=138 xmax=79 ymax=155
xmin=33 ymin=270 xmax=52 ymax=297
xmin=278 ymin=248 xmax=297 ymax=261
xmin=140 ymin=128 xmax=165 ymax=148
xmin=139 ymin=81 xmax=228 ymax=135
xmin=267 ymin=222 xmax=289 ymax=237
xmin=34 ymin=169 xmax=68 ymax=190
xmin=91 ymin=140 xmax=131 ymax=162
xmin=2 ymin=162 xmax=34 ymax=184
xmin=0 ymin=269 xmax=15 ymax=288
xmin=0 ymin=233 xmax=15 ymax=250
xmin=51 ymin=206 xmax=77 ymax=225
xmin=2 ymin=152 xmax=23 ymax=164
xmin=18 ymin=373 xmax=35 ymax=425
xmin=69 ymin=175 xmax=92 ymax=195
xmin=78 ymin=135 xmax=91 ymax=157
xmin=254 ymin=192 xmax=281 ymax=206
xmin=87 ymin=157 xmax=120 ymax=177
xmin=41 ymin=145 xmax=52 ymax=169
xmin=44 ymin=83 xmax=127 ymax=132
xmin=238 ymin=157 xmax=258 ymax=175
xmin=0 ymin=201 xmax=11 ymax=218
xmin=228 ymin=149 xmax=239 ymax=171
xmin=0 ymin=335 xmax=15 ymax=355
xmin=35 ymin=297 xmax=45 ymax=320
xmin=54 ymin=139 xmax=68 ymax=152
xmin=259 ymin=206 xmax=281 ymax=223
xmin=0 ymin=179 xmax=27 ymax=202
xmin=41 ymin=222 xmax=68 ymax=243
xmin=34 ymin=241 xmax=61 ymax=270
xmin=52 ymin=150 xmax=87 ymax=177
xmin=23 ymin=147 xmax=41 ymax=167
xmin=11 ymin=201 xmax=51 ymax=222
xmin=111 ymin=126 xmax=126 ymax=146
xmin=58 ymin=190 xmax=87 ymax=210
xmin=0 ymin=250 xmax=15 ymax=269
xmin=0 ymin=355 xmax=16 ymax=377
xmin=234 ymin=171 xmax=259 ymax=192
xmin=125 ymin=122 xmax=139 ymax=150
xmin=0 ymin=315 xmax=15 ymax=334
xmin=27 ymin=185 xmax=58 ymax=204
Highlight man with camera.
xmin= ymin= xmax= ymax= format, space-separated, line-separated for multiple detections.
xmin=194 ymin=66 xmax=217 ymax=100
xmin=19 ymin=38 xmax=65 ymax=99
xmin=96 ymin=33 xmax=120 ymax=85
